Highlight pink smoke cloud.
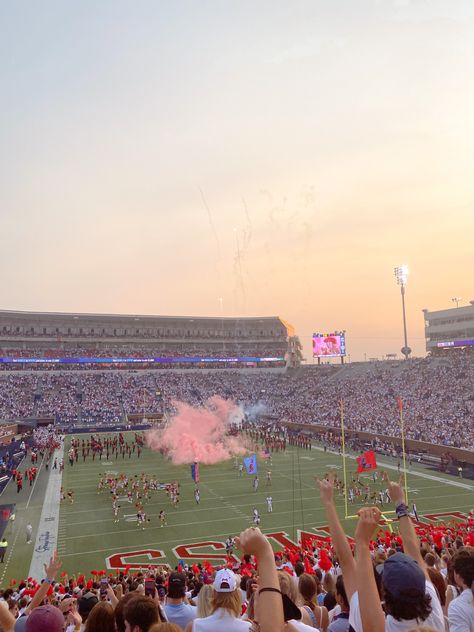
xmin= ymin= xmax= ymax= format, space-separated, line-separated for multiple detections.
xmin=145 ymin=396 xmax=249 ymax=465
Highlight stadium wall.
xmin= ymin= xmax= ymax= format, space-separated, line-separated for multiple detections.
xmin=284 ymin=421 xmax=474 ymax=465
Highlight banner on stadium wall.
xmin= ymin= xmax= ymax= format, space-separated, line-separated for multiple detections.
xmin=0 ymin=355 xmax=285 ymax=364
xmin=356 ymin=450 xmax=377 ymax=473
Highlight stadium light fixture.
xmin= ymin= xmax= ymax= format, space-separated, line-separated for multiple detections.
xmin=451 ymin=297 xmax=462 ymax=308
xmin=394 ymin=265 xmax=409 ymax=287
xmin=394 ymin=265 xmax=411 ymax=360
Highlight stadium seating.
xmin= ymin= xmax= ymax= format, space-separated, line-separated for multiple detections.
xmin=0 ymin=355 xmax=473 ymax=449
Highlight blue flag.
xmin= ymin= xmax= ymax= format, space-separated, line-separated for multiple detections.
xmin=243 ymin=454 xmax=257 ymax=474
xmin=191 ymin=462 xmax=199 ymax=482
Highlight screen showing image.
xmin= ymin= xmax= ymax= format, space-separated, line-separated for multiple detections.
xmin=312 ymin=334 xmax=346 ymax=357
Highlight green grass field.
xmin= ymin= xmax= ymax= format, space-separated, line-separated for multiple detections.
xmin=2 ymin=432 xmax=474 ymax=584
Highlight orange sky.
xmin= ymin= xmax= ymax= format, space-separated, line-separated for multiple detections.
xmin=1 ymin=1 xmax=473 ymax=360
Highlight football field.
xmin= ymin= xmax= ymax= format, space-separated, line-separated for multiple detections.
xmin=2 ymin=432 xmax=474 ymax=584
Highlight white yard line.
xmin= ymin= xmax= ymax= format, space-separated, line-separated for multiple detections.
xmin=28 ymin=447 xmax=64 ymax=580
xmin=62 ymin=488 xmax=473 ymax=529
xmin=61 ymin=490 xmax=474 ymax=540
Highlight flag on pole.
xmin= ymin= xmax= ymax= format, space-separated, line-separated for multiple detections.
xmin=356 ymin=450 xmax=377 ymax=473
xmin=397 ymin=397 xmax=403 ymax=412
xmin=243 ymin=454 xmax=258 ymax=474
xmin=191 ymin=462 xmax=199 ymax=483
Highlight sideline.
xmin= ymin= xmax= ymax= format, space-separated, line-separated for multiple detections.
xmin=28 ymin=448 xmax=64 ymax=580
xmin=312 ymin=445 xmax=474 ymax=492
xmin=0 ymin=517 xmax=23 ymax=585
xmin=0 ymin=455 xmax=46 ymax=584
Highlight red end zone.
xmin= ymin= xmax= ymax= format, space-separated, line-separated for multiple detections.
xmin=105 ymin=512 xmax=469 ymax=569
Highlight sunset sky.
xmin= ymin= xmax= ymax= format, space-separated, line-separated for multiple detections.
xmin=1 ymin=1 xmax=473 ymax=361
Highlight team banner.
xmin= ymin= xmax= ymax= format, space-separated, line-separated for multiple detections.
xmin=191 ymin=462 xmax=199 ymax=483
xmin=356 ymin=450 xmax=377 ymax=473
xmin=243 ymin=454 xmax=257 ymax=474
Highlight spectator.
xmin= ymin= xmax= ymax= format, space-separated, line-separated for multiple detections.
xmin=445 ymin=558 xmax=462 ymax=612
xmin=186 ymin=569 xmax=250 ymax=631
xmin=123 ymin=595 xmax=162 ymax=632
xmin=327 ymin=576 xmax=350 ymax=632
xmin=25 ymin=605 xmax=64 ymax=632
xmin=425 ymin=568 xmax=446 ymax=610
xmin=84 ymin=602 xmax=116 ymax=632
xmin=447 ymin=548 xmax=474 ymax=632
xmin=194 ymin=585 xmax=214 ymax=619
xmin=115 ymin=592 xmax=142 ymax=632
xmin=163 ymin=572 xmax=196 ymax=630
xmin=77 ymin=592 xmax=99 ymax=628
xmin=354 ymin=490 xmax=445 ymax=632
xmin=277 ymin=571 xmax=314 ymax=630
xmin=298 ymin=574 xmax=329 ymax=630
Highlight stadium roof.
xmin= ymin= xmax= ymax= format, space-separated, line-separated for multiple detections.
xmin=0 ymin=309 xmax=284 ymax=323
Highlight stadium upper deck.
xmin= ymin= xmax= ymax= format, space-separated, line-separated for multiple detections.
xmin=423 ymin=300 xmax=474 ymax=354
xmin=0 ymin=309 xmax=302 ymax=367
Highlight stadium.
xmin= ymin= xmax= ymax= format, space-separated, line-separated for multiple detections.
xmin=2 ymin=3 xmax=474 ymax=629
xmin=0 ymin=306 xmax=473 ymax=631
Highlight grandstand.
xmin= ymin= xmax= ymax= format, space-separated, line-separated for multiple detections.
xmin=0 ymin=355 xmax=473 ymax=456
xmin=0 ymin=307 xmax=472 ymax=459
xmin=423 ymin=300 xmax=474 ymax=355
xmin=0 ymin=310 xmax=299 ymax=367
xmin=0 ymin=312 xmax=473 ymax=629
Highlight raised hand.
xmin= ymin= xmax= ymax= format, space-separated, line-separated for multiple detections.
xmin=315 ymin=475 xmax=335 ymax=507
xmin=44 ymin=550 xmax=62 ymax=581
xmin=383 ymin=472 xmax=405 ymax=505
xmin=355 ymin=507 xmax=381 ymax=544
xmin=235 ymin=527 xmax=273 ymax=558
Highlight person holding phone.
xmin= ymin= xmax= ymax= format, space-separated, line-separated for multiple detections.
xmin=100 ymin=578 xmax=109 ymax=600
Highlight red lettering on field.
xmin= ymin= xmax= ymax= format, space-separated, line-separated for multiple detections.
xmin=173 ymin=541 xmax=239 ymax=564
xmin=106 ymin=549 xmax=165 ymax=570
xmin=265 ymin=531 xmax=298 ymax=550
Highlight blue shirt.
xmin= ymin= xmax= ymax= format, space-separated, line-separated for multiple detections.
xmin=163 ymin=602 xmax=197 ymax=630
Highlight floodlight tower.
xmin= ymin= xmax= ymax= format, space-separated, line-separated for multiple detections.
xmin=394 ymin=265 xmax=411 ymax=360
xmin=451 ymin=297 xmax=462 ymax=308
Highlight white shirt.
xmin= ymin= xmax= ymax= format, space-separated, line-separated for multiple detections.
xmin=349 ymin=580 xmax=445 ymax=632
xmin=448 ymin=588 xmax=474 ymax=632
xmin=192 ymin=608 xmax=251 ymax=631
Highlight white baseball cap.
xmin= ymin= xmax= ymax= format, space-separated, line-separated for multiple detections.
xmin=213 ymin=569 xmax=237 ymax=593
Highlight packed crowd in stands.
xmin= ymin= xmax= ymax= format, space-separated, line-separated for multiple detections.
xmin=0 ymin=477 xmax=473 ymax=632
xmin=0 ymin=355 xmax=473 ymax=449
